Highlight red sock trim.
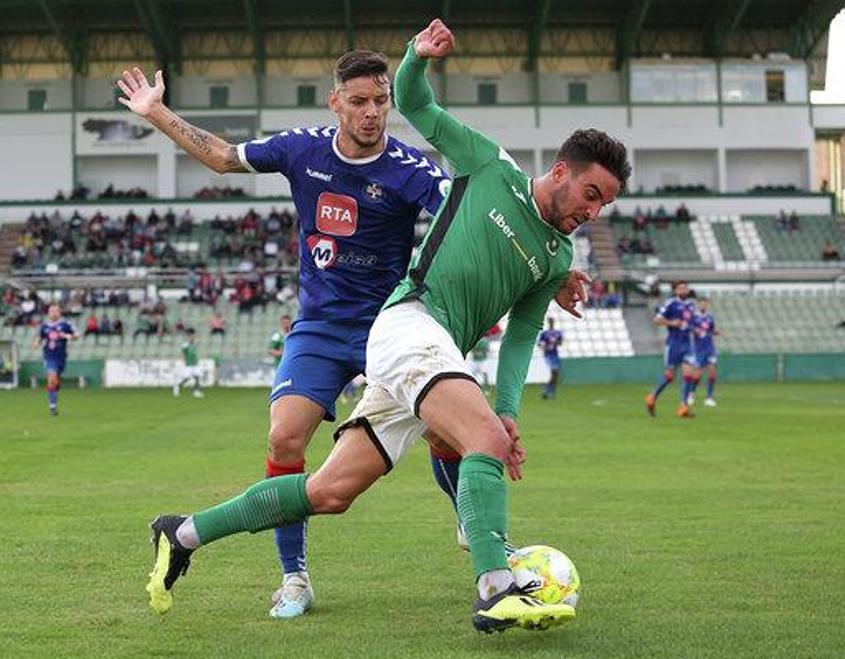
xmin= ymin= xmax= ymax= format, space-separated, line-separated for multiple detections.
xmin=683 ymin=376 xmax=695 ymax=384
xmin=429 ymin=445 xmax=461 ymax=462
xmin=265 ymin=456 xmax=305 ymax=478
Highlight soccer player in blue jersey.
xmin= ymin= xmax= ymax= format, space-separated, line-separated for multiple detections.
xmin=32 ymin=303 xmax=77 ymax=416
xmin=645 ymin=280 xmax=696 ymax=418
xmin=118 ymin=51 xmax=455 ymax=618
xmin=537 ymin=317 xmax=563 ymax=399
xmin=688 ymin=296 xmax=718 ymax=407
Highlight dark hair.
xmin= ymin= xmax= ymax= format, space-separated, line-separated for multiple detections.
xmin=555 ymin=129 xmax=631 ymax=192
xmin=333 ymin=50 xmax=389 ymax=85
xmin=671 ymin=280 xmax=688 ymax=291
xmin=186 ymin=328 xmax=196 ymax=335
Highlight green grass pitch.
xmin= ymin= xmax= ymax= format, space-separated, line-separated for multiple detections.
xmin=2 ymin=382 xmax=844 ymax=658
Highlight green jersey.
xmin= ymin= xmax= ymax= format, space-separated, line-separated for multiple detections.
xmin=389 ymin=44 xmax=574 ymax=418
xmin=268 ymin=331 xmax=286 ymax=368
xmin=182 ymin=341 xmax=199 ymax=366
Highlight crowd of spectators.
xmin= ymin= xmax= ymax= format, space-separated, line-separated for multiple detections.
xmin=54 ymin=184 xmax=150 ymax=201
xmin=777 ymin=210 xmax=801 ymax=232
xmin=194 ymin=184 xmax=247 ymax=199
xmin=10 ymin=206 xmax=300 ymax=271
xmin=584 ymin=279 xmax=622 ymax=309
xmin=610 ymin=204 xmax=691 ymax=258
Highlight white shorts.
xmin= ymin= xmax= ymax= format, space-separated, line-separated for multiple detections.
xmin=334 ymin=301 xmax=476 ymax=472
xmin=182 ymin=365 xmax=203 ymax=380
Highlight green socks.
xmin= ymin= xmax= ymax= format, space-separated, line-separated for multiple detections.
xmin=456 ymin=453 xmax=509 ymax=579
xmin=193 ymin=474 xmax=313 ymax=545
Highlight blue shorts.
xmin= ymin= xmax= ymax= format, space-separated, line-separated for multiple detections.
xmin=695 ymin=348 xmax=717 ymax=367
xmin=664 ymin=344 xmax=694 ymax=369
xmin=43 ymin=356 xmax=66 ymax=375
xmin=269 ymin=318 xmax=370 ymax=421
xmin=543 ymin=353 xmax=561 ymax=370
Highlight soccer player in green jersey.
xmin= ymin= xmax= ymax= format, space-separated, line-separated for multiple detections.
xmin=146 ymin=18 xmax=629 ymax=632
xmin=267 ymin=314 xmax=292 ymax=369
xmin=173 ymin=328 xmax=204 ymax=398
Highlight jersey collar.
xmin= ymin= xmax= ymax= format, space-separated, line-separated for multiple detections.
xmin=331 ymin=131 xmax=387 ymax=165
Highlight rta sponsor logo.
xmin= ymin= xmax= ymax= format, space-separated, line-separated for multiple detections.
xmin=307 ymin=234 xmax=338 ymax=270
xmin=316 ymin=192 xmax=358 ymax=236
xmin=488 ymin=208 xmax=515 ymax=239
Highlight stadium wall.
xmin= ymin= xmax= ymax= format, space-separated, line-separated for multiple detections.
xmin=13 ymin=353 xmax=844 ymax=389
xmin=0 ymin=99 xmax=827 ymax=201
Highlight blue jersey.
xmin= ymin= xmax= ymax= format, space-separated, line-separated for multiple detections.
xmin=238 ymin=127 xmax=449 ymax=323
xmin=538 ymin=329 xmax=563 ymax=356
xmin=656 ymin=297 xmax=695 ymax=349
xmin=39 ymin=319 xmax=76 ymax=361
xmin=693 ymin=312 xmax=716 ymax=354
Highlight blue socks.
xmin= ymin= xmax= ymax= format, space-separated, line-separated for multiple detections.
xmin=430 ymin=450 xmax=461 ymax=511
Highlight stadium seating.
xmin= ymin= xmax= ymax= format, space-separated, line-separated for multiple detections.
xmin=710 ymin=290 xmax=845 ymax=354
xmin=746 ymin=215 xmax=845 ymax=264
xmin=611 ymin=218 xmax=701 ymax=267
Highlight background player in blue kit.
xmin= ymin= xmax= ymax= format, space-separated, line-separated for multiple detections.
xmin=538 ymin=318 xmax=563 ymax=399
xmin=688 ymin=296 xmax=719 ymax=407
xmin=645 ymin=280 xmax=696 ymax=418
xmin=118 ymin=51 xmax=453 ymax=619
xmin=32 ymin=303 xmax=78 ymax=416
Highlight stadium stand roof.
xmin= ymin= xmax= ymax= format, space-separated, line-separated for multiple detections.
xmin=0 ymin=0 xmax=837 ymax=77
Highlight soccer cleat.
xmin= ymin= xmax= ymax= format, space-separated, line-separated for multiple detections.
xmin=705 ymin=398 xmax=716 ymax=407
xmin=49 ymin=407 xmax=58 ymax=416
xmin=472 ymin=584 xmax=576 ymax=633
xmin=676 ymin=403 xmax=695 ymax=418
xmin=269 ymin=572 xmax=315 ymax=619
xmin=172 ymin=384 xmax=180 ymax=397
xmin=645 ymin=393 xmax=656 ymax=417
xmin=686 ymin=392 xmax=695 ymax=406
xmin=192 ymin=389 xmax=205 ymax=398
xmin=146 ymin=515 xmax=194 ymax=614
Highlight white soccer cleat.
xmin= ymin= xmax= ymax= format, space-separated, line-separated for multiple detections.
xmin=172 ymin=384 xmax=180 ymax=397
xmin=192 ymin=389 xmax=205 ymax=398
xmin=686 ymin=392 xmax=695 ymax=406
xmin=269 ymin=572 xmax=315 ymax=619
xmin=704 ymin=398 xmax=716 ymax=407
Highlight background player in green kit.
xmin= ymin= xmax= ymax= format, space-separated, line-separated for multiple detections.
xmin=146 ymin=18 xmax=630 ymax=633
xmin=267 ymin=314 xmax=292 ymax=369
xmin=173 ymin=328 xmax=204 ymax=398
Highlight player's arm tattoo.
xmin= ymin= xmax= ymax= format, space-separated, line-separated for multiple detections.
xmin=168 ymin=118 xmax=214 ymax=158
xmin=223 ymin=145 xmax=247 ymax=172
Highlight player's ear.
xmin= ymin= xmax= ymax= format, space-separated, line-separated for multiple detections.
xmin=551 ymin=160 xmax=569 ymax=184
xmin=328 ymin=87 xmax=340 ymax=113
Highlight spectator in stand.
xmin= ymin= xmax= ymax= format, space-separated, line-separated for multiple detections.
xmin=178 ymin=209 xmax=194 ymax=235
xmin=617 ymin=235 xmax=631 ymax=254
xmin=633 ymin=206 xmax=647 ymax=231
xmin=84 ymin=312 xmax=99 ymax=340
xmin=641 ymin=238 xmax=655 ymax=255
xmin=788 ymin=211 xmax=800 ymax=232
xmin=100 ymin=313 xmax=113 ymax=336
xmin=112 ymin=317 xmax=124 ymax=341
xmin=822 ymin=240 xmax=841 ymax=262
xmin=589 ymin=279 xmax=607 ymax=307
xmin=186 ymin=267 xmax=200 ymax=302
xmin=209 ymin=311 xmax=226 ymax=336
xmin=777 ymin=210 xmax=789 ymax=232
xmin=676 ymin=203 xmax=690 ymax=221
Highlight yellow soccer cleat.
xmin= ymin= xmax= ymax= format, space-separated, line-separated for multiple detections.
xmin=146 ymin=515 xmax=194 ymax=614
xmin=472 ymin=584 xmax=576 ymax=633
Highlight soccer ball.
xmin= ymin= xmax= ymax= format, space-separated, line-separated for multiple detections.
xmin=507 ymin=545 xmax=581 ymax=607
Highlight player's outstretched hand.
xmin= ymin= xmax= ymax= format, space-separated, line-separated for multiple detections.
xmin=555 ymin=269 xmax=591 ymax=319
xmin=116 ymin=68 xmax=165 ymax=117
xmin=413 ymin=19 xmax=455 ymax=59
xmin=498 ymin=415 xmax=525 ymax=481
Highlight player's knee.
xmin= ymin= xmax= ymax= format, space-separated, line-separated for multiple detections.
xmin=308 ymin=482 xmax=356 ymax=514
xmin=465 ymin=420 xmax=511 ymax=462
xmin=268 ymin=423 xmax=307 ymax=464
